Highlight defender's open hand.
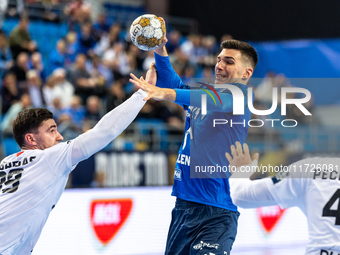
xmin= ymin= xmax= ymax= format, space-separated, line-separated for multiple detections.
xmin=226 ymin=142 xmax=259 ymax=171
xmin=130 ymin=73 xmax=175 ymax=101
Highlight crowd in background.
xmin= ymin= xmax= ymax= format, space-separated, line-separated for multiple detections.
xmin=0 ymin=0 xmax=236 ymax=151
xmin=0 ymin=0 xmax=314 ymax=157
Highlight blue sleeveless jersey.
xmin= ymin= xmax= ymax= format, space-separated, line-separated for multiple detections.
xmin=155 ymin=54 xmax=252 ymax=211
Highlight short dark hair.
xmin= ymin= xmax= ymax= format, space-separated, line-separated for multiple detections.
xmin=220 ymin=39 xmax=258 ymax=69
xmin=13 ymin=108 xmax=54 ymax=148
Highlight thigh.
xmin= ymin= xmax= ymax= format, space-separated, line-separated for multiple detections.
xmin=189 ymin=207 xmax=240 ymax=255
xmin=165 ymin=204 xmax=239 ymax=255
xmin=165 ymin=207 xmax=191 ymax=255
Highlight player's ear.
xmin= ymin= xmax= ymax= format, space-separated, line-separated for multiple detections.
xmin=243 ymin=67 xmax=253 ymax=79
xmin=24 ymin=133 xmax=37 ymax=146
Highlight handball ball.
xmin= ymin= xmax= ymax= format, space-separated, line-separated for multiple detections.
xmin=130 ymin=14 xmax=166 ymax=51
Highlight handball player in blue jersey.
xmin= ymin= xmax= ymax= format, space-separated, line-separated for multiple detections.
xmin=130 ymin=19 xmax=258 ymax=255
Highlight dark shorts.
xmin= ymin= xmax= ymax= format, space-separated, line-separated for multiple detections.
xmin=165 ymin=198 xmax=240 ymax=255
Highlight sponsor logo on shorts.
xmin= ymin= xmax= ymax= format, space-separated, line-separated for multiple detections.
xmin=193 ymin=241 xmax=219 ymax=250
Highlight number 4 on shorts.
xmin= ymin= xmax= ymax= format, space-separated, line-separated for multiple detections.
xmin=322 ymin=189 xmax=340 ymax=225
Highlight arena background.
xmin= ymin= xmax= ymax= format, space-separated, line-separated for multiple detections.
xmin=0 ymin=0 xmax=339 ymax=254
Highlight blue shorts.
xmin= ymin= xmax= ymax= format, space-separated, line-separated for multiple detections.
xmin=165 ymin=198 xmax=240 ymax=255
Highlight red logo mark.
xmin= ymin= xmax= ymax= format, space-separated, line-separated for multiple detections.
xmin=256 ymin=206 xmax=286 ymax=233
xmin=90 ymin=198 xmax=133 ymax=245
xmin=16 ymin=151 xmax=24 ymax=157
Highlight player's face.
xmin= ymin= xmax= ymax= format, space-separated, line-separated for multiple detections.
xmin=215 ymin=48 xmax=252 ymax=84
xmin=33 ymin=119 xmax=64 ymax=150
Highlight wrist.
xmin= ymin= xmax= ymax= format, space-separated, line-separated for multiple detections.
xmin=163 ymin=89 xmax=176 ymax=101
xmin=154 ymin=46 xmax=168 ymax=57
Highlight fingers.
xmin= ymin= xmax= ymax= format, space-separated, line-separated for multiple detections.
xmin=225 ymin=152 xmax=233 ymax=163
xmin=253 ymin=153 xmax=259 ymax=161
xmin=230 ymin=144 xmax=237 ymax=158
xmin=243 ymin=143 xmax=250 ymax=158
xmin=130 ymin=73 xmax=139 ymax=81
xmin=129 ymin=78 xmax=143 ymax=89
xmin=236 ymin=141 xmax=242 ymax=156
xmin=143 ymin=94 xmax=152 ymax=101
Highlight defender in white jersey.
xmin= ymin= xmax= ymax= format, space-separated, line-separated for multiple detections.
xmin=226 ymin=142 xmax=340 ymax=255
xmin=0 ymin=69 xmax=156 ymax=254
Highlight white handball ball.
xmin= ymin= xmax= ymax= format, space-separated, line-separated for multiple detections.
xmin=130 ymin=14 xmax=166 ymax=51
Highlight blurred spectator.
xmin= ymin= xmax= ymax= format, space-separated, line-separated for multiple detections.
xmin=103 ymin=41 xmax=130 ymax=79
xmin=160 ymin=101 xmax=185 ymax=129
xmin=57 ymin=95 xmax=85 ymax=139
xmin=30 ymin=52 xmax=46 ymax=81
xmin=86 ymin=54 xmax=112 ymax=86
xmin=83 ymin=95 xmax=101 ymax=131
xmin=167 ymin=30 xmax=182 ymax=54
xmin=202 ymin=35 xmax=219 ymax=66
xmin=8 ymin=51 xmax=29 ymax=84
xmin=43 ymin=74 xmax=57 ymax=109
xmin=49 ymin=97 xmax=63 ymax=121
xmin=170 ymin=48 xmax=189 ymax=73
xmin=64 ymin=0 xmax=91 ymax=30
xmin=8 ymin=15 xmax=37 ymax=60
xmin=180 ymin=34 xmax=206 ymax=65
xmin=143 ymin=51 xmax=155 ymax=71
xmin=181 ymin=65 xmax=196 ymax=84
xmin=67 ymin=53 xmax=105 ymax=103
xmin=199 ymin=65 xmax=214 ymax=81
xmin=0 ymin=0 xmax=8 ymax=28
xmin=93 ymin=13 xmax=110 ymax=37
xmin=107 ymin=80 xmax=126 ymax=111
xmin=49 ymin=39 xmax=66 ymax=72
xmin=30 ymin=0 xmax=61 ymax=22
xmin=76 ymin=23 xmax=96 ymax=56
xmin=255 ymin=71 xmax=291 ymax=104
xmin=26 ymin=69 xmax=45 ymax=108
xmin=0 ymin=31 xmax=12 ymax=77
xmin=127 ymin=44 xmax=143 ymax=72
xmin=94 ymin=23 xmax=122 ymax=56
xmin=65 ymin=31 xmax=78 ymax=64
xmin=1 ymin=93 xmax=31 ymax=137
xmin=1 ymin=72 xmax=22 ymax=114
xmin=52 ymin=68 xmax=74 ymax=107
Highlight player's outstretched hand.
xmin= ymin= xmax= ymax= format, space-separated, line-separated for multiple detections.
xmin=145 ymin=62 xmax=157 ymax=86
xmin=154 ymin=17 xmax=168 ymax=56
xmin=130 ymin=73 xmax=175 ymax=101
xmin=225 ymin=142 xmax=259 ymax=172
